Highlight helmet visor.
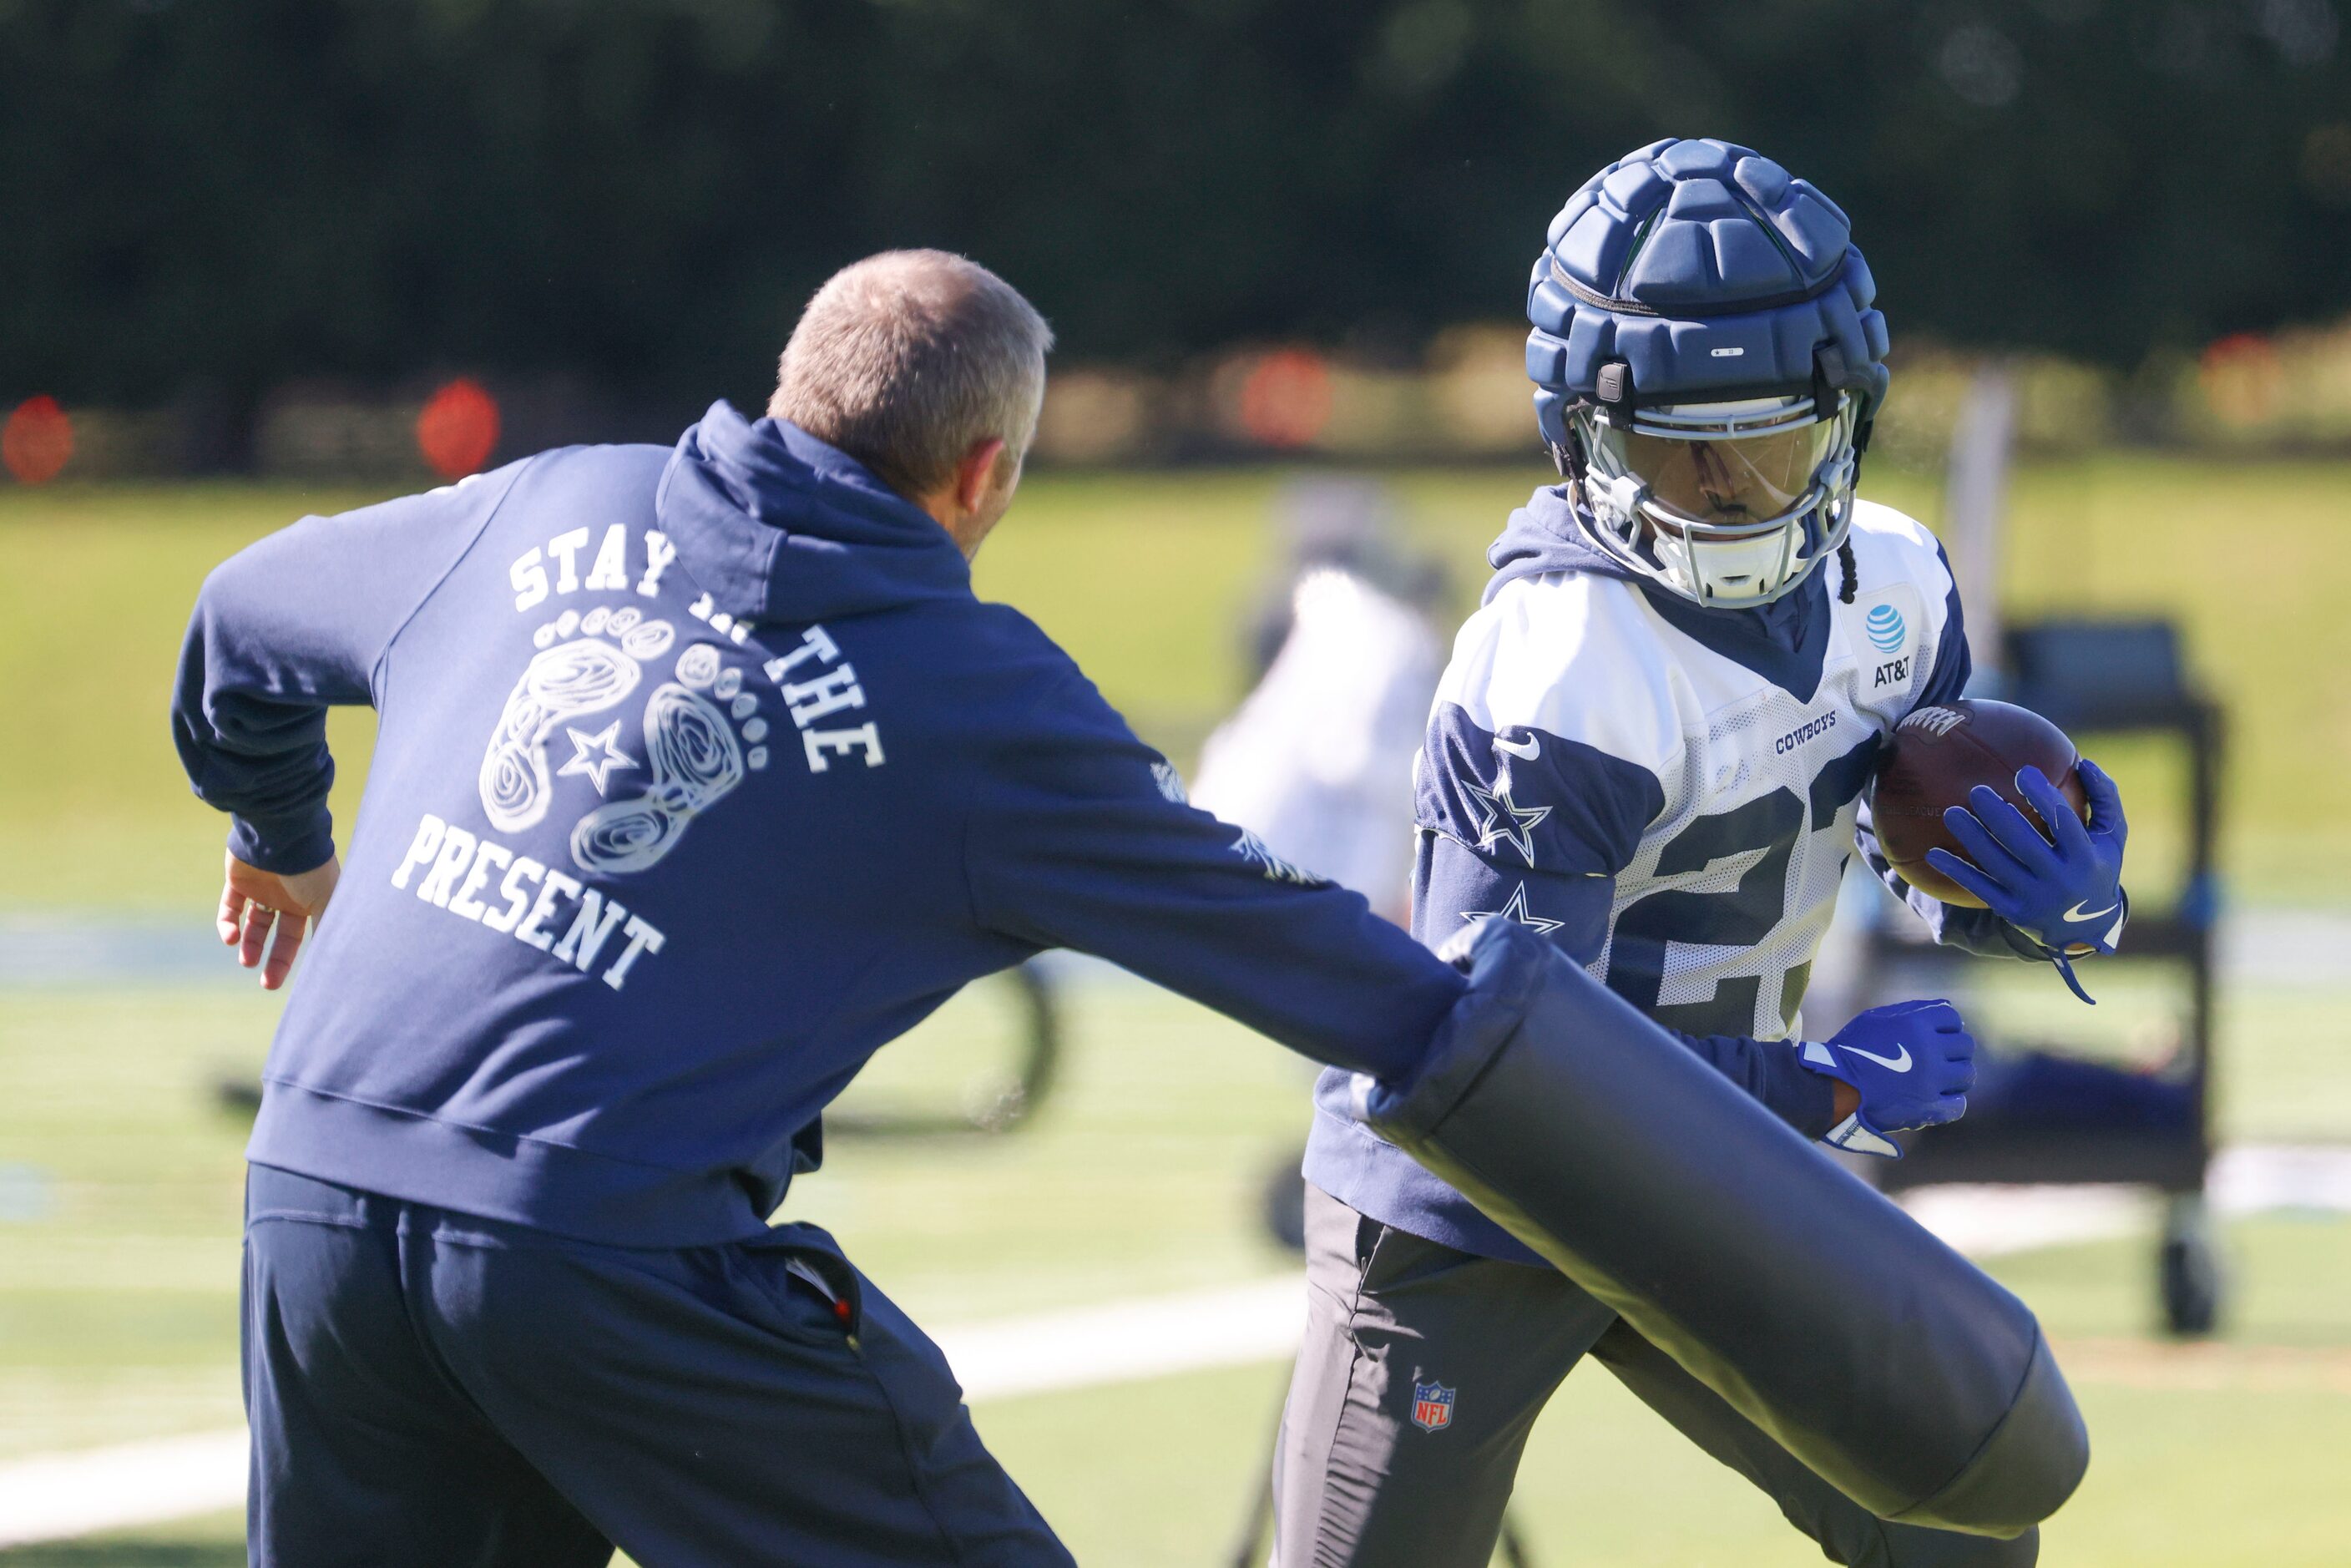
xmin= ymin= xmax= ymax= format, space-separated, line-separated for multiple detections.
xmin=1597 ymin=409 xmax=1839 ymax=529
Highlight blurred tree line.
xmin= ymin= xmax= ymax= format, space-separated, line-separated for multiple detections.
xmin=3 ymin=0 xmax=2347 ymax=449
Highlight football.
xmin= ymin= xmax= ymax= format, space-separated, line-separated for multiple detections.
xmin=1868 ymin=698 xmax=2090 ymax=908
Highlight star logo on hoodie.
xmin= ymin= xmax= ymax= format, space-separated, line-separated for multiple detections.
xmin=558 ymin=721 xmax=639 ymax=795
xmin=1231 ymin=828 xmax=1326 ymax=887
xmin=1462 ymin=781 xmax=1550 ymax=867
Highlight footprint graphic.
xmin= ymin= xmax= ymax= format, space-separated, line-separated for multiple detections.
xmin=478 ymin=619 xmax=674 ymax=833
xmin=568 ymin=646 xmax=768 ymax=875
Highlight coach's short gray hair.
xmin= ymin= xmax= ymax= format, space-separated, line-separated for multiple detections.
xmin=771 ymin=250 xmax=1054 ymax=498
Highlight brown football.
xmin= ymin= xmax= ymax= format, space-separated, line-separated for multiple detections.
xmin=1868 ymin=698 xmax=2090 ymax=908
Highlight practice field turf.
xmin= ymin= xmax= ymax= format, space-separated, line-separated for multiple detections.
xmin=1 ymin=456 xmax=2347 ymax=909
xmin=5 ymin=957 xmax=2351 ymax=1565
xmin=3 ymin=457 xmax=2347 ymax=1561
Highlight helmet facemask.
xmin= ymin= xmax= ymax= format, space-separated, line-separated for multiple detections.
xmin=1568 ymin=392 xmax=1860 ymax=610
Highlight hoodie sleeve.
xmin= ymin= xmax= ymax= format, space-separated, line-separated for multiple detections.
xmin=963 ymin=670 xmax=1465 ymax=1085
xmin=1853 ymin=541 xmax=2047 ymax=960
xmin=172 ymin=462 xmax=526 ymax=873
xmin=1414 ymin=704 xmax=1837 ymax=1139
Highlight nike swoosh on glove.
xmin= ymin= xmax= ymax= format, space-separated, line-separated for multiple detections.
xmin=1798 ymin=999 xmax=1977 ymax=1158
xmin=1928 ymin=757 xmax=2128 ymax=1004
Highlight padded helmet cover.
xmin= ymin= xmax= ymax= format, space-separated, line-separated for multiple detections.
xmin=1526 ymin=137 xmax=1893 ymax=452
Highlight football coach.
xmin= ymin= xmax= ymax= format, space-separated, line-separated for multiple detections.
xmin=175 ymin=250 xmax=2084 ymax=1565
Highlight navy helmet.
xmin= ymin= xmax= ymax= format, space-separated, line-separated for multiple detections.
xmin=1526 ymin=138 xmax=1890 ymax=608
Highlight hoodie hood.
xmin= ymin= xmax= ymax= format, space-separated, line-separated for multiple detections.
xmin=1484 ymin=483 xmax=1636 ymax=604
xmin=1484 ymin=483 xmax=1833 ymax=702
xmin=655 ymin=400 xmax=973 ymax=625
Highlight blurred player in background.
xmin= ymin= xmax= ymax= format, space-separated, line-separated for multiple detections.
xmin=1192 ymin=479 xmax=1447 ymax=922
xmin=1274 ymin=139 xmax=2131 ymax=1568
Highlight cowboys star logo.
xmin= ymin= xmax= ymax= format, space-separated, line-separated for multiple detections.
xmin=1459 ymin=883 xmax=1563 ymax=936
xmin=1462 ymin=780 xmax=1550 ymax=867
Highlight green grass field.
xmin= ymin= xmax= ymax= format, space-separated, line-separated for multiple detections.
xmin=1 ymin=456 xmax=2347 ymax=908
xmin=5 ymin=965 xmax=2351 ymax=1565
xmin=1 ymin=459 xmax=2347 ymax=1563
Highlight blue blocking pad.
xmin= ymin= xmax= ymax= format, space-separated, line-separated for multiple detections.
xmin=1371 ymin=919 xmax=2089 ymax=1539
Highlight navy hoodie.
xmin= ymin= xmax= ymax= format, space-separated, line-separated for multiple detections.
xmin=174 ymin=402 xmax=1464 ymax=1247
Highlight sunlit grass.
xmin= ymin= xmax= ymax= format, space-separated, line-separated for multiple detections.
xmin=2 ymin=456 xmax=2345 ymax=906
xmin=6 ymin=970 xmax=2351 ymax=1563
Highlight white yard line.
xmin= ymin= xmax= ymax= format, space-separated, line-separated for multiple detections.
xmin=1895 ymin=1143 xmax=2351 ymax=1258
xmin=0 ymin=1277 xmax=1307 ymax=1547
xmin=6 ymin=1145 xmax=2349 ymax=1547
xmin=947 ymin=1276 xmax=1303 ymax=1402
xmin=1897 ymin=1183 xmax=2152 ymax=1257
xmin=0 ymin=1429 xmax=250 ymax=1548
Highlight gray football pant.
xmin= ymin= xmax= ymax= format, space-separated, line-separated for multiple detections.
xmin=1272 ymin=1185 xmax=2038 ymax=1568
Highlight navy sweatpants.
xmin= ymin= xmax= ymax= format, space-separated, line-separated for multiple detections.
xmin=240 ymin=1165 xmax=1069 ymax=1567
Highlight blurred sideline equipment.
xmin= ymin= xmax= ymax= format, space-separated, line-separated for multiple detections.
xmin=1873 ymin=620 xmax=2227 ymax=1335
xmin=1939 ymin=368 xmax=2015 ymax=664
xmin=1864 ymin=333 xmax=2225 ymax=1338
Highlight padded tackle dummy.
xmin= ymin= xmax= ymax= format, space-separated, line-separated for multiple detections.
xmin=1368 ymin=919 xmax=2088 ymax=1537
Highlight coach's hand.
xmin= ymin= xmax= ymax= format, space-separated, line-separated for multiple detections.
xmin=219 ymin=850 xmax=341 ymax=990
xmin=1797 ymin=999 xmax=1976 ymax=1158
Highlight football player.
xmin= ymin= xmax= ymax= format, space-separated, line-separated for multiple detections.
xmin=1272 ymin=139 xmax=2129 ymax=1567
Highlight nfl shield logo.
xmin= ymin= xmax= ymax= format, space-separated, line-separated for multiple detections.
xmin=1410 ymin=1380 xmax=1455 ymax=1433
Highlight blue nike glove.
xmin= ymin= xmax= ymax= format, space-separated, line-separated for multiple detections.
xmin=1928 ymin=758 xmax=2128 ymax=1004
xmin=1797 ymin=999 xmax=1976 ymax=1158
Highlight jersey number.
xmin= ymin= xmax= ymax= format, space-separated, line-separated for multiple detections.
xmin=1606 ymin=736 xmax=1878 ymax=1036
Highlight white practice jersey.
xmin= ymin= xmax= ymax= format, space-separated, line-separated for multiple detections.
xmin=1411 ymin=500 xmax=1965 ymax=1043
